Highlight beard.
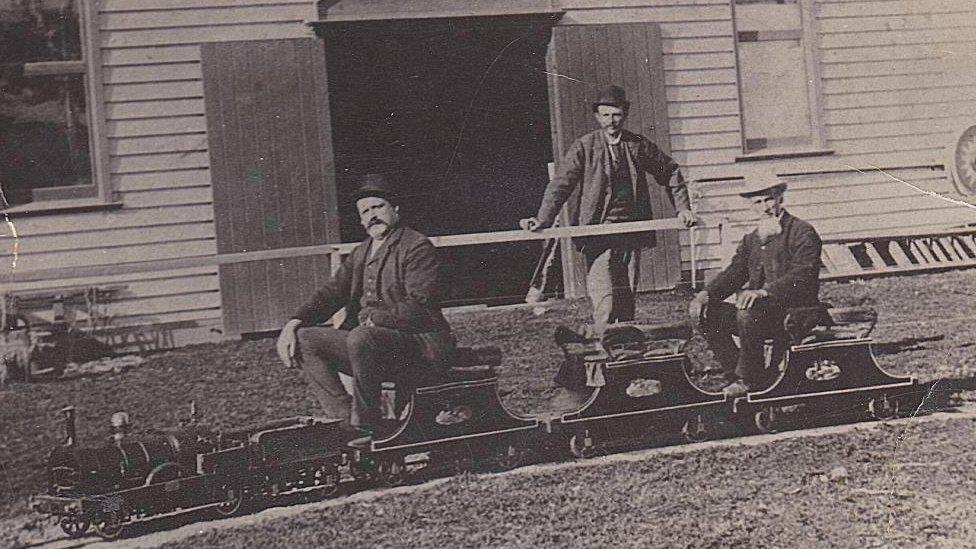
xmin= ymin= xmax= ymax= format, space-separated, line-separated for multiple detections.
xmin=757 ymin=216 xmax=782 ymax=241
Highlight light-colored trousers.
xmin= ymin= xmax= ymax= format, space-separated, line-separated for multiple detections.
xmin=584 ymin=245 xmax=641 ymax=335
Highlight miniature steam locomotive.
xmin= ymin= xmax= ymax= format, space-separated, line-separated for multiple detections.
xmin=30 ymin=305 xmax=924 ymax=540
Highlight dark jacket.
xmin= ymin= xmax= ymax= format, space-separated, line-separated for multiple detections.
xmin=535 ymin=128 xmax=691 ymax=233
xmin=292 ymin=225 xmax=454 ymax=366
xmin=706 ymin=211 xmax=822 ymax=308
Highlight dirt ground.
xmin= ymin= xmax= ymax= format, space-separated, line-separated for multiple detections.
xmin=2 ymin=269 xmax=975 ymax=547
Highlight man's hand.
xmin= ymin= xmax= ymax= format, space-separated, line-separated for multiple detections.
xmin=519 ymin=217 xmax=543 ymax=232
xmin=688 ymin=290 xmax=708 ymax=324
xmin=677 ymin=209 xmax=697 ymax=228
xmin=276 ymin=319 xmax=302 ymax=368
xmin=735 ymin=289 xmax=768 ymax=310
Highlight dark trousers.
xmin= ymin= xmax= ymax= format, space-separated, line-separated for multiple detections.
xmin=296 ymin=325 xmax=443 ymax=432
xmin=701 ymin=301 xmax=787 ymax=388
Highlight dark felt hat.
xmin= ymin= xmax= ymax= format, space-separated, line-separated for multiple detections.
xmin=353 ymin=173 xmax=399 ymax=205
xmin=592 ymin=85 xmax=631 ymax=112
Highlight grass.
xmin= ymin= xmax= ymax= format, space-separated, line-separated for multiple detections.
xmin=2 ymin=269 xmax=976 ymax=547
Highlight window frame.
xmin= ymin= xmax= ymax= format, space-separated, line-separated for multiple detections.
xmin=3 ymin=0 xmax=113 ymax=213
xmin=732 ymin=0 xmax=829 ymax=160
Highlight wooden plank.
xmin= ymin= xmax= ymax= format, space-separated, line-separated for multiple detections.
xmin=669 ymin=115 xmax=740 ymax=135
xmin=107 ymin=115 xmax=207 ymax=138
xmin=818 ymin=12 xmax=976 ymax=34
xmin=821 ymin=43 xmax=971 ymax=64
xmin=664 ymin=52 xmax=736 ymax=71
xmin=665 ymin=84 xmax=737 ymax=103
xmin=100 ymin=23 xmax=310 ymax=48
xmin=103 ymin=63 xmax=201 ymax=84
xmin=670 ymin=132 xmax=740 ymax=151
xmin=4 ymin=266 xmax=216 ymax=294
xmin=10 ymin=205 xmax=213 ymax=237
xmin=121 ymin=187 xmax=212 ymax=208
xmin=4 ymin=223 xmax=214 ymax=256
xmin=10 ymin=240 xmax=216 ymax=273
xmin=99 ymin=5 xmax=313 ymax=30
xmin=667 ymin=99 xmax=740 ymax=118
xmin=821 ymin=59 xmax=949 ymax=79
xmin=823 ymin=86 xmax=976 ymax=110
xmin=827 ymin=132 xmax=952 ymax=156
xmin=817 ymin=0 xmax=974 ymax=19
xmin=557 ymin=5 xmax=731 ymax=26
xmin=823 ymin=74 xmax=976 ymax=97
xmin=820 ymin=27 xmax=976 ymax=49
xmin=828 ymin=117 xmax=960 ymax=141
xmin=100 ymin=0 xmax=311 ymax=10
xmin=110 ymin=151 xmax=210 ymax=174
xmin=104 ymin=80 xmax=203 ymax=102
xmin=109 ymin=133 xmax=208 ymax=156
xmin=665 ymin=68 xmax=737 ymax=86
xmin=825 ymin=102 xmax=970 ymax=126
xmin=106 ymin=98 xmax=206 ymax=120
xmin=113 ymin=169 xmax=210 ymax=192
xmin=102 ymin=45 xmax=201 ymax=66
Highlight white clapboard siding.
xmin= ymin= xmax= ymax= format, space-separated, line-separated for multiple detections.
xmin=103 ymin=63 xmax=202 ymax=84
xmin=5 ymin=267 xmax=217 ymax=296
xmin=112 ymin=169 xmax=211 ymax=193
xmin=106 ymin=99 xmax=206 ymax=120
xmin=4 ymin=223 xmax=214 ymax=257
xmin=109 ymin=134 xmax=208 ymax=156
xmin=107 ymin=116 xmax=208 ymax=138
xmin=11 ymin=1 xmax=314 ymax=351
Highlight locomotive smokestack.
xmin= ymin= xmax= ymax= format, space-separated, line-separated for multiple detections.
xmin=61 ymin=406 xmax=76 ymax=447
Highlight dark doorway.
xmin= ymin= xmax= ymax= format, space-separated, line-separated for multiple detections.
xmin=321 ymin=17 xmax=559 ymax=305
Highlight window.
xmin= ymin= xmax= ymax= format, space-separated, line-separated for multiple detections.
xmin=733 ymin=0 xmax=824 ymax=155
xmin=1 ymin=0 xmax=99 ymax=208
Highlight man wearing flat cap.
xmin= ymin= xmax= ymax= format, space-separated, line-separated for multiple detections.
xmin=689 ymin=170 xmax=822 ymax=398
xmin=520 ymin=85 xmax=696 ymax=336
xmin=276 ymin=174 xmax=455 ymax=442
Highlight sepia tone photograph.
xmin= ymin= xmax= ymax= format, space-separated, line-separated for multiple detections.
xmin=1 ymin=0 xmax=975 ymax=547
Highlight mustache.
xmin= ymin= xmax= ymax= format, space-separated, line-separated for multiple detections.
xmin=367 ymin=218 xmax=387 ymax=228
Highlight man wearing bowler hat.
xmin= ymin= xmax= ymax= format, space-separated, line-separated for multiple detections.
xmin=688 ymin=170 xmax=822 ymax=398
xmin=520 ymin=85 xmax=696 ymax=337
xmin=276 ymin=174 xmax=456 ymax=444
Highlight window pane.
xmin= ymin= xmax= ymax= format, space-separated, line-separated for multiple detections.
xmin=738 ymin=40 xmax=812 ymax=150
xmin=1 ymin=0 xmax=89 ymax=207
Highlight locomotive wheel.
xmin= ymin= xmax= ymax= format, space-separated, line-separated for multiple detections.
xmin=59 ymin=515 xmax=91 ymax=538
xmin=377 ymin=457 xmax=408 ymax=487
xmin=214 ymin=482 xmax=246 ymax=517
xmin=568 ymin=433 xmax=596 ymax=459
xmin=94 ymin=511 xmax=124 ymax=540
xmin=315 ymin=464 xmax=341 ymax=497
xmin=754 ymin=408 xmax=778 ymax=434
xmin=682 ymin=415 xmax=710 ymax=443
xmin=869 ymin=395 xmax=899 ymax=421
xmin=350 ymin=459 xmax=376 ymax=484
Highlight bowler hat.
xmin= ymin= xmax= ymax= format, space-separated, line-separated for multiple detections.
xmin=592 ymin=85 xmax=631 ymax=112
xmin=353 ymin=173 xmax=399 ymax=205
xmin=738 ymin=169 xmax=787 ymax=198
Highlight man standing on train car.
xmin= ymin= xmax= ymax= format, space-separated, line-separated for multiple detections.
xmin=275 ymin=174 xmax=456 ymax=444
xmin=519 ymin=85 xmax=696 ymax=336
xmin=688 ymin=173 xmax=822 ymax=398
